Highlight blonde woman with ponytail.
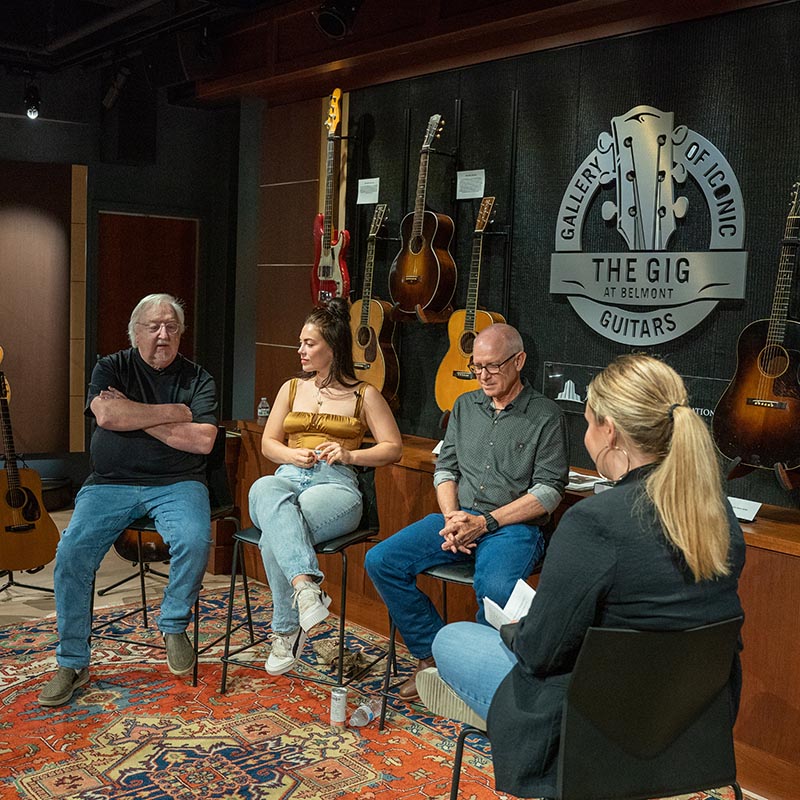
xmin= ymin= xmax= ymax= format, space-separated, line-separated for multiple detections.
xmin=417 ymin=353 xmax=745 ymax=799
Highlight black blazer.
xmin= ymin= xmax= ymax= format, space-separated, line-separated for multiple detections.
xmin=487 ymin=466 xmax=746 ymax=798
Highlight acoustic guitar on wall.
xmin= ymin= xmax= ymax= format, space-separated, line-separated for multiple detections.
xmin=0 ymin=354 xmax=60 ymax=573
xmin=712 ymin=181 xmax=800 ymax=486
xmin=350 ymin=203 xmax=400 ymax=407
xmin=388 ymin=113 xmax=456 ymax=320
xmin=311 ymin=88 xmax=351 ymax=307
xmin=434 ymin=197 xmax=505 ymax=412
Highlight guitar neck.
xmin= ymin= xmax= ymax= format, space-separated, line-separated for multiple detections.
xmin=411 ymin=150 xmax=430 ymax=239
xmin=768 ymin=214 xmax=800 ymax=344
xmin=463 ymin=234 xmax=486 ymax=332
xmin=360 ymin=237 xmax=378 ymax=326
xmin=0 ymin=394 xmax=20 ymax=491
xmin=322 ymin=135 xmax=336 ymax=251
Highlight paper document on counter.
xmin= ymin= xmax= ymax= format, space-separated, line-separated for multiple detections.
xmin=484 ymin=579 xmax=536 ymax=629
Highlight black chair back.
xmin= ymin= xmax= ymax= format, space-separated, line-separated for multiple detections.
xmin=354 ymin=466 xmax=379 ymax=532
xmin=558 ymin=617 xmax=743 ymax=800
xmin=207 ymin=426 xmax=235 ymax=516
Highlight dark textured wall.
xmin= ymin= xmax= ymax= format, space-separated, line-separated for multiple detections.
xmin=346 ymin=1 xmax=800 ymax=508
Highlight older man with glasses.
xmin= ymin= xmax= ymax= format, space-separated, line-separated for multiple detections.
xmin=365 ymin=323 xmax=568 ymax=702
xmin=38 ymin=293 xmax=218 ymax=707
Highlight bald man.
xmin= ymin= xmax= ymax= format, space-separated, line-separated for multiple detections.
xmin=365 ymin=324 xmax=569 ymax=701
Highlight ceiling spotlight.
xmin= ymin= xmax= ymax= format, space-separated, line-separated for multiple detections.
xmin=314 ymin=0 xmax=364 ymax=39
xmin=24 ymin=85 xmax=40 ymax=120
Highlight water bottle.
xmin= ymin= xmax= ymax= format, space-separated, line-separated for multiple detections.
xmin=257 ymin=397 xmax=270 ymax=424
xmin=349 ymin=696 xmax=382 ymax=727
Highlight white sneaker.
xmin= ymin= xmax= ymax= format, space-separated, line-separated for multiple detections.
xmin=293 ymin=580 xmax=332 ymax=631
xmin=266 ymin=628 xmax=307 ymax=675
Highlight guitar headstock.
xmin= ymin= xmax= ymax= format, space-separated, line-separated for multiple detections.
xmin=368 ymin=204 xmax=387 ymax=238
xmin=324 ymin=88 xmax=342 ymax=137
xmin=789 ymin=180 xmax=800 ymax=218
xmin=475 ymin=197 xmax=495 ymax=234
xmin=422 ymin=114 xmax=444 ymax=151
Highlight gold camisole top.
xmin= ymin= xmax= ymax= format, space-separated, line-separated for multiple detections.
xmin=284 ymin=378 xmax=367 ymax=451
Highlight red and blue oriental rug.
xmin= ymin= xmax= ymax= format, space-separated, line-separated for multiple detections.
xmin=0 ymin=585 xmax=738 ymax=799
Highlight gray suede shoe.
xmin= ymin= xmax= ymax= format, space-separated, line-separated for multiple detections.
xmin=416 ymin=667 xmax=487 ymax=729
xmin=38 ymin=667 xmax=90 ymax=707
xmin=164 ymin=632 xmax=196 ymax=675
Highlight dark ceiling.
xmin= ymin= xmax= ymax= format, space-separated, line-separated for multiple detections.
xmin=0 ymin=0 xmax=282 ymax=74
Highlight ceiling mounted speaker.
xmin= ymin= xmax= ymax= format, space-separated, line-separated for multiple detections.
xmin=144 ymin=28 xmax=220 ymax=88
xmin=314 ymin=0 xmax=364 ymax=39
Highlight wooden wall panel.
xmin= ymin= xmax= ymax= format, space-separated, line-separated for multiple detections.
xmin=254 ymin=343 xmax=301 ymax=415
xmin=259 ymin=183 xmax=318 ymax=266
xmin=256 ymin=265 xmax=309 ymax=346
xmin=262 ymin=98 xmax=322 ymax=184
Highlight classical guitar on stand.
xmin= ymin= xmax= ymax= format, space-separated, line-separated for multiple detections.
xmin=434 ymin=197 xmax=504 ymax=412
xmin=311 ymin=88 xmax=351 ymax=307
xmin=712 ymin=182 xmax=800 ymax=489
xmin=388 ymin=113 xmax=456 ymax=321
xmin=350 ymin=203 xmax=400 ymax=408
xmin=0 ymin=353 xmax=59 ymax=578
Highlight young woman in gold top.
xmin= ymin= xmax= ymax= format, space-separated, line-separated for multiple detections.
xmin=248 ymin=299 xmax=402 ymax=675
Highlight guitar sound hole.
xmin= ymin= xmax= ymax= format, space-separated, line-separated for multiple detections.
xmin=356 ymin=326 xmax=372 ymax=348
xmin=459 ymin=331 xmax=477 ymax=356
xmin=410 ymin=236 xmax=424 ymax=255
xmin=758 ymin=345 xmax=789 ymax=378
xmin=6 ymin=488 xmax=26 ymax=509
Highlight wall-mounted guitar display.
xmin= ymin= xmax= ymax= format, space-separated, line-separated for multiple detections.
xmin=311 ymin=88 xmax=351 ymax=307
xmin=435 ymin=197 xmax=503 ymax=412
xmin=350 ymin=203 xmax=400 ymax=408
xmin=712 ymin=181 xmax=800 ymax=490
xmin=388 ymin=113 xmax=456 ymax=322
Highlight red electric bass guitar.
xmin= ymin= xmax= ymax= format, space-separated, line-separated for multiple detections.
xmin=311 ymin=88 xmax=351 ymax=306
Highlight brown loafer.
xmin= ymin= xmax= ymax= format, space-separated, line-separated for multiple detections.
xmin=398 ymin=656 xmax=436 ymax=701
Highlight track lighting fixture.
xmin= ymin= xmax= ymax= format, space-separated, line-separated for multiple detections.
xmin=24 ymin=85 xmax=41 ymax=120
xmin=314 ymin=0 xmax=364 ymax=39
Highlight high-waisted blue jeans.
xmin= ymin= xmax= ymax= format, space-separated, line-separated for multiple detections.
xmin=54 ymin=480 xmax=211 ymax=669
xmin=364 ymin=511 xmax=543 ymax=659
xmin=248 ymin=462 xmax=362 ymax=634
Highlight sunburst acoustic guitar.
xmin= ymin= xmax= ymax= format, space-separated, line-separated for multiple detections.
xmin=712 ymin=181 xmax=800 ymax=485
xmin=434 ymin=197 xmax=504 ymax=412
xmin=388 ymin=113 xmax=456 ymax=320
xmin=0 ymin=353 xmax=60 ymax=573
xmin=350 ymin=203 xmax=400 ymax=408
xmin=311 ymin=88 xmax=351 ymax=307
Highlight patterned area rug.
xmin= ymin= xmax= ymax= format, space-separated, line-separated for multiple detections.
xmin=0 ymin=586 xmax=737 ymax=799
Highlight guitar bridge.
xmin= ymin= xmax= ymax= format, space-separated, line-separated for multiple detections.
xmin=746 ymin=398 xmax=787 ymax=409
xmin=353 ymin=362 xmax=371 ymax=370
xmin=403 ymin=276 xmax=420 ymax=284
xmin=452 ymin=370 xmax=474 ymax=380
xmin=5 ymin=523 xmax=35 ymax=532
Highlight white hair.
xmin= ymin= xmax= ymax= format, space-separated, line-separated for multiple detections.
xmin=128 ymin=293 xmax=186 ymax=347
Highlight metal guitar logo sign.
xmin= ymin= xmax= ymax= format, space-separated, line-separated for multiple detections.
xmin=550 ymin=105 xmax=747 ymax=345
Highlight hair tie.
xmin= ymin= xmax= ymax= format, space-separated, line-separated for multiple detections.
xmin=667 ymin=403 xmax=681 ymax=421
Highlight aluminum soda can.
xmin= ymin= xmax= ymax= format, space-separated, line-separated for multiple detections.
xmin=330 ymin=686 xmax=347 ymax=728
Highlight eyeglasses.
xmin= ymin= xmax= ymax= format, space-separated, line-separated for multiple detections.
xmin=468 ymin=351 xmax=519 ymax=376
xmin=137 ymin=321 xmax=180 ymax=335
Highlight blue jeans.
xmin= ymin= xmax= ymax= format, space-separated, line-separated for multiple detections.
xmin=248 ymin=462 xmax=362 ymax=634
xmin=433 ymin=621 xmax=517 ymax=720
xmin=54 ymin=481 xmax=211 ymax=670
xmin=364 ymin=511 xmax=543 ymax=658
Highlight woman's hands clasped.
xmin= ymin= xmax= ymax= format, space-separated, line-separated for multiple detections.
xmin=291 ymin=442 xmax=352 ymax=468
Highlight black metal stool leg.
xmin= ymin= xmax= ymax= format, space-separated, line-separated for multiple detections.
xmin=220 ymin=538 xmax=242 ymax=694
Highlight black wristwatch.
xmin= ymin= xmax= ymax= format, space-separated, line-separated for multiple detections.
xmin=482 ymin=510 xmax=499 ymax=533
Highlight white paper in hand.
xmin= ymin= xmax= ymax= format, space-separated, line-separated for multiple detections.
xmin=484 ymin=579 xmax=536 ymax=629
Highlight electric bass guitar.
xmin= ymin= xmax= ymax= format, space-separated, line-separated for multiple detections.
xmin=712 ymin=181 xmax=800 ymax=473
xmin=311 ymin=88 xmax=351 ymax=306
xmin=350 ymin=204 xmax=400 ymax=407
xmin=434 ymin=197 xmax=504 ymax=412
xmin=0 ymin=355 xmax=59 ymax=572
xmin=388 ymin=113 xmax=456 ymax=317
